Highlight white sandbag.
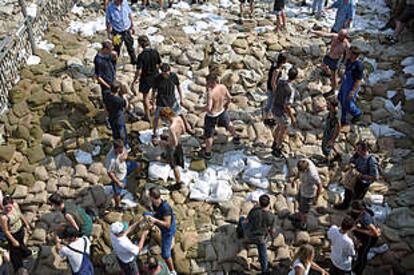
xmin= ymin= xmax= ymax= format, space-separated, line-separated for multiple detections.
xmin=368 ymin=70 xmax=395 ymax=85
xmin=401 ymin=56 xmax=414 ymax=67
xmin=404 ymin=89 xmax=414 ymax=100
xmin=405 ymin=78 xmax=414 ymax=88
xmin=74 ymin=149 xmax=93 ymax=165
xmin=199 ymin=167 xmax=217 ymax=182
xmin=189 ymin=180 xmax=211 ymax=201
xmin=242 ymin=174 xmax=270 ymax=189
xmin=148 ymin=162 xmax=172 ymax=182
xmin=369 ymin=123 xmax=405 ymax=138
xmin=27 ymin=55 xmax=41 ymax=65
xmin=403 ymin=64 xmax=414 ymax=76
xmin=246 ymin=189 xmax=268 ymax=203
xmin=328 ymin=182 xmax=345 ymax=201
xmin=207 ymin=180 xmax=233 ymax=203
xmin=139 ymin=127 xmax=167 ymax=145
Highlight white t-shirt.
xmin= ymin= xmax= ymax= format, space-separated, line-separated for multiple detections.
xmin=111 ymin=233 xmax=139 ymax=263
xmin=328 ymin=225 xmax=355 ymax=271
xmin=105 ymin=148 xmax=127 ymax=181
xmin=59 ymin=236 xmax=91 ymax=273
xmin=288 ymin=259 xmax=311 ymax=275
xmin=299 ymin=159 xmax=321 ymax=198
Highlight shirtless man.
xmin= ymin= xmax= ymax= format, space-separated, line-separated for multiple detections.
xmin=159 ymin=107 xmax=186 ymax=190
xmin=310 ymin=28 xmax=350 ymax=97
xmin=197 ymin=74 xmax=240 ymax=160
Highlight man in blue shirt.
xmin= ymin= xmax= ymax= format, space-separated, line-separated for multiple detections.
xmin=106 ymin=0 xmax=137 ymax=64
xmin=337 ymin=46 xmax=364 ymax=125
xmin=327 ymin=0 xmax=355 ymax=33
xmin=146 ymin=187 xmax=177 ymax=275
xmin=94 ymin=40 xmax=117 ymax=100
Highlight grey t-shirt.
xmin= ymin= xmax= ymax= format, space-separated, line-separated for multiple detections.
xmin=299 ymin=159 xmax=321 ymax=198
xmin=245 ymin=207 xmax=277 ymax=244
xmin=272 ymin=80 xmax=294 ymax=117
xmin=350 ymin=154 xmax=379 ymax=184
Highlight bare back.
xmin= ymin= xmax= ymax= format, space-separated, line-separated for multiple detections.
xmin=169 ymin=116 xmax=185 ymax=146
xmin=329 ymin=36 xmax=350 ymax=60
xmin=207 ymin=84 xmax=230 ymax=116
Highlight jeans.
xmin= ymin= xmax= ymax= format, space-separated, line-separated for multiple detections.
xmin=338 ymin=91 xmax=362 ymax=124
xmin=312 ymin=0 xmax=324 ymax=14
xmin=109 ymin=115 xmax=129 ymax=148
xmin=112 ymin=29 xmax=137 ymax=65
xmin=353 ymin=232 xmax=378 ymax=275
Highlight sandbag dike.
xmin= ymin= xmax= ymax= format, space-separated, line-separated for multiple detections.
xmin=0 ymin=0 xmax=414 ymax=274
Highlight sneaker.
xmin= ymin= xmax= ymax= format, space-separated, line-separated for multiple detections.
xmin=167 ymin=182 xmax=184 ymax=192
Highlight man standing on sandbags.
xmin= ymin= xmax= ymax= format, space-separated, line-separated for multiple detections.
xmin=106 ymin=0 xmax=137 ymax=65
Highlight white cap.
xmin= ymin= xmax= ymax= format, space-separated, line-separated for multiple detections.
xmin=111 ymin=221 xmax=126 ymax=235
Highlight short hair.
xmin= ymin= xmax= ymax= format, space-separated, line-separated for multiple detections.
xmin=102 ymin=40 xmax=112 ymax=49
xmin=161 ymin=63 xmax=171 ymax=73
xmin=138 ymin=35 xmax=150 ymax=48
xmin=341 ymin=216 xmax=354 ymax=231
xmin=297 ymin=159 xmax=309 ymax=172
xmin=111 ymin=80 xmax=121 ymax=94
xmin=206 ymin=73 xmax=218 ymax=83
xmin=350 ymin=46 xmax=361 ymax=56
xmin=62 ymin=226 xmax=81 ymax=239
xmin=288 ymin=67 xmax=298 ymax=81
xmin=2 ymin=196 xmax=13 ymax=207
xmin=160 ymin=107 xmax=174 ymax=118
xmin=351 ymin=200 xmax=366 ymax=211
xmin=259 ymin=194 xmax=270 ymax=208
xmin=113 ymin=139 xmax=124 ymax=150
xmin=276 ymin=52 xmax=288 ymax=66
xmin=149 ymin=187 xmax=161 ymax=199
xmin=147 ymin=256 xmax=159 ymax=270
xmin=49 ymin=193 xmax=63 ymax=206
xmin=356 ymin=140 xmax=369 ymax=151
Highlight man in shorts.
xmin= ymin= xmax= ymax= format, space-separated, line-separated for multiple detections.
xmin=291 ymin=159 xmax=322 ymax=230
xmin=271 ymin=67 xmax=298 ymax=158
xmin=393 ymin=0 xmax=414 ymax=41
xmin=197 ymin=74 xmax=240 ymax=160
xmin=239 ymin=0 xmax=254 ymax=20
xmin=132 ymin=35 xmax=162 ymax=121
xmin=152 ymin=64 xmax=192 ymax=144
xmin=273 ymin=0 xmax=286 ymax=31
xmin=310 ymin=28 xmax=350 ymax=95
xmin=159 ymin=107 xmax=186 ymax=190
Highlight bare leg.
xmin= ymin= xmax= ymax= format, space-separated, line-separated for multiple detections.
xmin=249 ymin=1 xmax=254 ymax=17
xmin=173 ymin=167 xmax=181 ymax=184
xmin=276 ymin=15 xmax=281 ymax=31
xmin=331 ymin=70 xmax=337 ymax=91
xmin=281 ymin=11 xmax=286 ymax=29
xmin=180 ymin=114 xmax=194 ymax=135
xmin=276 ymin=125 xmax=287 ymax=148
xmin=205 ymin=137 xmax=214 ymax=153
xmin=165 ymin=258 xmax=175 ymax=272
xmin=159 ymin=0 xmax=163 ymax=8
xmin=114 ymin=194 xmax=121 ymax=208
xmin=240 ymin=3 xmax=243 ymax=18
xmin=153 ymin=114 xmax=160 ymax=135
xmin=143 ymin=93 xmax=151 ymax=121
xmin=394 ymin=20 xmax=404 ymax=40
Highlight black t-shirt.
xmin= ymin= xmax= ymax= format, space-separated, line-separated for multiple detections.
xmin=136 ymin=48 xmax=162 ymax=78
xmin=245 ymin=206 xmax=277 ymax=244
xmin=346 ymin=60 xmax=364 ymax=81
xmin=105 ymin=94 xmax=126 ymax=119
xmin=94 ymin=53 xmax=116 ymax=85
xmin=153 ymin=73 xmax=180 ymax=107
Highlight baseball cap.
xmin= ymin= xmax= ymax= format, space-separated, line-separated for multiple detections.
xmin=111 ymin=221 xmax=128 ymax=235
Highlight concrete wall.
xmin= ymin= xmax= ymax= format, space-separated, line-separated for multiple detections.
xmin=0 ymin=0 xmax=75 ymax=114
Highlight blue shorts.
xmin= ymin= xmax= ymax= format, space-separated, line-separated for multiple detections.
xmin=161 ymin=231 xmax=174 ymax=259
xmin=111 ymin=160 xmax=138 ymax=195
xmin=323 ymin=55 xmax=340 ymax=71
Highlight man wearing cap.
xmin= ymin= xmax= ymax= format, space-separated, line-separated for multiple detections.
xmin=337 ymin=46 xmax=364 ymax=125
xmin=111 ymin=221 xmax=149 ymax=275
xmin=106 ymin=0 xmax=137 ymax=65
xmin=146 ymin=187 xmax=177 ymax=275
xmin=132 ymin=35 xmax=162 ymax=122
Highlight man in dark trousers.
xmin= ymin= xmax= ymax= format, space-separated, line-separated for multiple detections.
xmin=94 ymin=40 xmax=117 ymax=100
xmin=106 ymin=0 xmax=137 ymax=65
xmin=131 ymin=35 xmax=162 ymax=122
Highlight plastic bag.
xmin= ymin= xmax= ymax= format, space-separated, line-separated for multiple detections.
xmin=148 ymin=162 xmax=172 ymax=182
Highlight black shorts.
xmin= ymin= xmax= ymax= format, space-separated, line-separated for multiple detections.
xmin=239 ymin=0 xmax=253 ymax=3
xmin=298 ymin=195 xmax=314 ymax=214
xmin=168 ymin=143 xmax=184 ymax=169
xmin=204 ymin=111 xmax=230 ymax=138
xmin=273 ymin=0 xmax=285 ymax=11
xmin=398 ymin=4 xmax=414 ymax=23
xmin=323 ymin=55 xmax=340 ymax=71
xmin=139 ymin=74 xmax=157 ymax=94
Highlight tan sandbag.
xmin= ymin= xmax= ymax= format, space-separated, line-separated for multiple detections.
xmin=343 ymin=169 xmax=359 ymax=191
xmin=189 ymin=158 xmax=207 ymax=172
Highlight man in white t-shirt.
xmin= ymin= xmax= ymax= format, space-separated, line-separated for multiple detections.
xmin=55 ymin=226 xmax=94 ymax=274
xmin=328 ymin=216 xmax=356 ymax=274
xmin=105 ymin=139 xmax=141 ymax=210
xmin=110 ymin=221 xmax=149 ymax=275
xmin=291 ymin=158 xmax=322 ymax=230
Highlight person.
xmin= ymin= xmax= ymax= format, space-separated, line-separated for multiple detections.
xmin=310 ymin=29 xmax=350 ymax=95
xmin=151 ymin=64 xmax=192 ymax=143
xmin=110 ymin=221 xmax=149 ymax=275
xmin=350 ymin=201 xmax=381 ymax=275
xmin=337 ymin=46 xmax=364 ymax=125
xmin=288 ymin=244 xmax=328 ymax=275
xmin=105 ymin=80 xmax=130 ymax=148
xmin=239 ymin=0 xmax=254 ymax=19
xmin=146 ymin=187 xmax=177 ymax=275
xmin=197 ymin=74 xmax=240 ymax=160
xmin=0 ymin=197 xmax=32 ymax=274
xmin=49 ymin=193 xmax=93 ymax=237
xmin=335 ymin=141 xmax=379 ymax=210
xmin=379 ymin=0 xmax=405 ymax=31
xmin=290 ymin=159 xmax=322 ymax=230
xmin=270 ymin=67 xmax=298 ymax=158
xmin=264 ymin=52 xmax=288 ymax=122
xmin=312 ymin=0 xmax=324 ymax=17
xmin=273 ymin=0 xmax=286 ymax=31
xmin=158 ymin=107 xmax=186 ymax=190
xmin=237 ymin=194 xmax=277 ymax=274
xmin=326 ymin=0 xmax=355 ymax=33
xmin=392 ymin=0 xmax=414 ymax=42
xmin=321 ymin=99 xmax=340 ymax=163
xmin=327 ymin=216 xmax=355 ymax=275
xmin=106 ymin=0 xmax=137 ymax=65
xmin=105 ymin=139 xmax=142 ymax=210
xmin=132 ymin=35 xmax=162 ymax=122
xmin=141 ymin=256 xmax=170 ymax=275
xmin=54 ymin=226 xmax=94 ymax=275
xmin=0 ymin=191 xmax=9 ymax=275
xmin=94 ymin=40 xmax=117 ymax=100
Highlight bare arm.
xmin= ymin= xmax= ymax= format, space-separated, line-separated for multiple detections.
xmin=137 ymin=230 xmax=149 ymax=251
xmin=132 ymin=69 xmax=142 ymax=84
xmin=205 ymin=91 xmax=213 ymax=113
xmin=271 ymin=70 xmax=280 ymax=92
xmin=328 ymin=123 xmax=340 ymax=144
xmin=54 ymin=235 xmax=62 ymax=254
xmin=170 ymin=128 xmax=179 ymax=147
xmin=294 ymin=266 xmax=305 ymax=275
xmin=129 ymin=13 xmax=134 ymax=33
xmin=310 ymin=30 xmax=336 ymax=38
xmin=149 ymin=215 xmax=171 ymax=230
xmin=347 ymin=79 xmax=362 ymax=99
xmin=311 ymin=261 xmax=328 ymax=275
xmin=65 ymin=214 xmax=80 ymax=232
xmin=96 ymin=77 xmax=111 ymax=89
xmin=177 ymin=85 xmax=184 ymax=104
